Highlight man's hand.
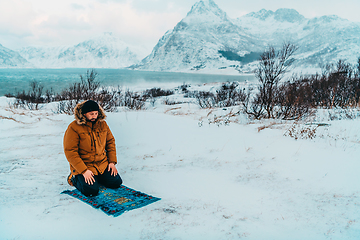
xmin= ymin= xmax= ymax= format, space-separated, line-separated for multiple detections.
xmin=82 ymin=170 xmax=95 ymax=185
xmin=108 ymin=163 xmax=118 ymax=176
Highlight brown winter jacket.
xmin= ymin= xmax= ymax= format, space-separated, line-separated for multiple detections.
xmin=63 ymin=101 xmax=117 ymax=185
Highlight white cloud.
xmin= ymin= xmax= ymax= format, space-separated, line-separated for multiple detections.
xmin=71 ymin=3 xmax=86 ymax=10
xmin=0 ymin=0 xmax=35 ymax=36
xmin=1 ymin=0 xmax=360 ymax=50
xmin=85 ymin=1 xmax=185 ymax=47
xmin=0 ymin=0 xmax=186 ymax=49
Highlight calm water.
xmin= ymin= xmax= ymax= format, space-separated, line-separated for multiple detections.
xmin=0 ymin=68 xmax=255 ymax=96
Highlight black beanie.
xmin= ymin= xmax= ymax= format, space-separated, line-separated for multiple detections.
xmin=82 ymin=100 xmax=99 ymax=114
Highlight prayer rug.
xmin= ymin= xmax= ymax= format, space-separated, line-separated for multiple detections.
xmin=62 ymin=185 xmax=161 ymax=217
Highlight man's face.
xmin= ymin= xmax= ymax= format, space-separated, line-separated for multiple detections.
xmin=84 ymin=111 xmax=99 ymax=122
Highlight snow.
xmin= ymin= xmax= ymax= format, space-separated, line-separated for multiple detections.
xmin=1 ymin=82 xmax=360 ymax=239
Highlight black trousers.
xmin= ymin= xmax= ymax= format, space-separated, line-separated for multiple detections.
xmin=72 ymin=168 xmax=123 ymax=197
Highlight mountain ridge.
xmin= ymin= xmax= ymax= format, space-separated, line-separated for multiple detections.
xmin=246 ymin=8 xmax=306 ymax=23
xmin=0 ymin=0 xmax=359 ymax=74
xmin=0 ymin=44 xmax=31 ymax=68
xmin=186 ymin=0 xmax=229 ymax=21
xmin=132 ymin=0 xmax=262 ymax=73
xmin=13 ymin=32 xmax=149 ymax=69
xmin=133 ymin=2 xmax=360 ymax=74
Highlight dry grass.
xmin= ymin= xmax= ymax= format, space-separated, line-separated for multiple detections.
xmin=284 ymin=122 xmax=318 ymax=140
xmin=257 ymin=122 xmax=278 ymax=132
xmin=0 ymin=115 xmax=26 ymax=124
xmin=164 ymin=107 xmax=182 ymax=113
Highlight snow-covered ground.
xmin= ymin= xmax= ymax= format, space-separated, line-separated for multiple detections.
xmin=0 ymin=82 xmax=360 ymax=240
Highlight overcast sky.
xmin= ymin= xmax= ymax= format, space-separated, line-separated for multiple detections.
xmin=1 ymin=0 xmax=359 ymax=50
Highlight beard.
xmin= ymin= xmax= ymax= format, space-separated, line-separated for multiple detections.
xmin=86 ymin=117 xmax=97 ymax=122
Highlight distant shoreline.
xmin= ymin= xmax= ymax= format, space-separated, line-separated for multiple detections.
xmin=0 ymin=68 xmax=256 ymax=97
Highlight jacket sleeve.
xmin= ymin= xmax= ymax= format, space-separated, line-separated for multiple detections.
xmin=63 ymin=124 xmax=88 ymax=174
xmin=105 ymin=123 xmax=117 ymax=164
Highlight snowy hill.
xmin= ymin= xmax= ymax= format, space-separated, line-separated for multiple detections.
xmin=17 ymin=33 xmax=148 ymax=69
xmin=133 ymin=0 xmax=360 ymax=74
xmin=0 ymin=44 xmax=31 ymax=68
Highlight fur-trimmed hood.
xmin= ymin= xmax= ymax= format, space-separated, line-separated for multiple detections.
xmin=74 ymin=100 xmax=106 ymax=125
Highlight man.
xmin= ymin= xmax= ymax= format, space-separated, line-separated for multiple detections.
xmin=63 ymin=100 xmax=122 ymax=197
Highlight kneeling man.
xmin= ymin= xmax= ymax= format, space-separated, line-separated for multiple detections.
xmin=64 ymin=100 xmax=122 ymax=196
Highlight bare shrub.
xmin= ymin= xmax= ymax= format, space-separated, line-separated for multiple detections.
xmin=184 ymin=90 xmax=198 ymax=98
xmin=250 ymin=42 xmax=298 ymax=119
xmin=309 ymin=60 xmax=360 ymax=109
xmin=55 ymin=100 xmax=77 ymax=115
xmin=274 ymin=77 xmax=313 ymax=120
xmin=180 ymin=83 xmax=190 ymax=93
xmin=149 ymin=97 xmax=157 ymax=107
xmin=123 ymin=89 xmax=145 ymax=110
xmin=8 ymin=68 xmax=147 ymax=113
xmin=56 ymin=82 xmax=84 ymax=104
xmin=195 ymin=82 xmax=247 ymax=109
xmin=195 ymin=91 xmax=216 ymax=108
xmin=243 ymin=46 xmax=360 ymax=120
xmin=93 ymin=87 xmax=122 ymax=112
xmin=163 ymin=97 xmax=177 ymax=105
xmin=55 ymin=70 xmax=142 ymax=113
xmin=327 ymin=108 xmax=360 ymax=120
xmin=215 ymin=82 xmax=247 ymax=107
xmin=242 ymin=87 xmax=266 ymax=120
xmin=56 ymin=69 xmax=100 ymax=103
xmin=143 ymin=87 xmax=174 ymax=98
xmin=142 ymin=87 xmax=174 ymax=108
xmin=80 ymin=69 xmax=100 ymax=100
xmin=7 ymin=80 xmax=47 ymax=110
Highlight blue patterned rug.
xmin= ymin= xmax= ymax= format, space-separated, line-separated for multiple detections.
xmin=62 ymin=185 xmax=161 ymax=217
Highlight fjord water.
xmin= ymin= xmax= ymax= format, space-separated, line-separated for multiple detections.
xmin=0 ymin=68 xmax=255 ymax=96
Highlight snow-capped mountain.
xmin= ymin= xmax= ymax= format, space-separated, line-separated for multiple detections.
xmin=17 ymin=32 xmax=148 ymax=68
xmin=132 ymin=0 xmax=263 ymax=73
xmin=296 ymin=15 xmax=360 ymax=66
xmin=238 ymin=9 xmax=360 ymax=69
xmin=235 ymin=9 xmax=308 ymax=45
xmin=134 ymin=0 xmax=360 ymax=74
xmin=0 ymin=44 xmax=31 ymax=68
xmin=2 ymin=0 xmax=360 ymax=73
